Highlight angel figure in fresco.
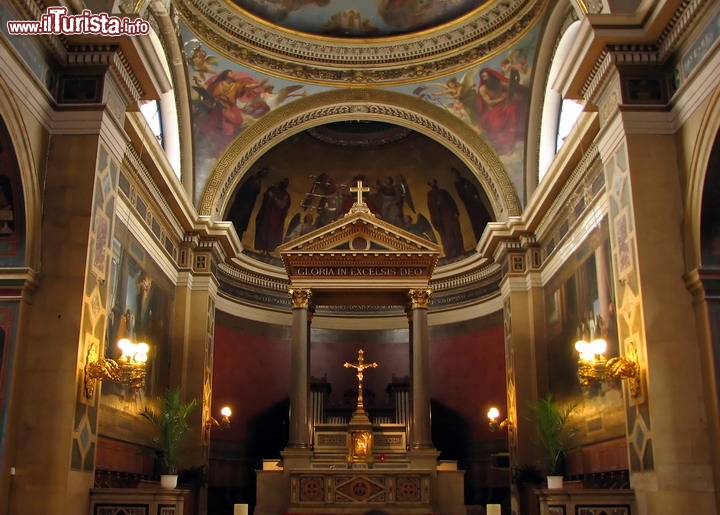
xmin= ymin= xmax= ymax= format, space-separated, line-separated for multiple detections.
xmin=370 ymin=175 xmax=415 ymax=227
xmin=501 ymin=48 xmax=531 ymax=87
xmin=192 ymin=70 xmax=268 ymax=136
xmin=260 ymin=84 xmax=307 ymax=110
xmin=428 ymin=75 xmax=479 ymax=123
xmin=300 ymin=173 xmax=345 ymax=228
xmin=185 ymin=42 xmax=218 ymax=80
xmin=402 ymin=214 xmax=437 ymax=243
xmin=476 ymin=67 xmax=528 ymax=156
xmin=285 ymin=213 xmax=317 ymax=241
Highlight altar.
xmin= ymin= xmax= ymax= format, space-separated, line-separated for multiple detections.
xmin=254 ymin=184 xmax=466 ymax=515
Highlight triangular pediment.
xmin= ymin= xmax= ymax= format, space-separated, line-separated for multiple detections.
xmin=278 ymin=204 xmax=441 ymax=255
xmin=277 ymin=203 xmax=441 ymax=305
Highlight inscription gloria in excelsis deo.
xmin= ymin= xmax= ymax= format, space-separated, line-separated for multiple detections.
xmin=294 ymin=266 xmax=426 ymax=276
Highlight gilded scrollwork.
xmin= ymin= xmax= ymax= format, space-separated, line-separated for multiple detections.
xmin=176 ymin=0 xmax=546 ymax=84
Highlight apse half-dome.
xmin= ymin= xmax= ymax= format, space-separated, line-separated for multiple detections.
xmin=223 ymin=123 xmax=494 ymax=268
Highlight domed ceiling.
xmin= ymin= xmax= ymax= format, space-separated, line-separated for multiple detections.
xmin=231 ymin=0 xmax=485 ymax=38
xmin=177 ymin=0 xmax=544 ymax=83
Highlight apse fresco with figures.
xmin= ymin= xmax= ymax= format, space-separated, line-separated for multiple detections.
xmin=229 ymin=0 xmax=486 ymax=37
xmin=544 ymin=228 xmax=626 ymax=444
xmin=224 ymin=132 xmax=493 ymax=265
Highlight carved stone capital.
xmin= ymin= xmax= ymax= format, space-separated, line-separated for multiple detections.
xmin=289 ymin=288 xmax=312 ymax=309
xmin=408 ymin=289 xmax=432 ymax=309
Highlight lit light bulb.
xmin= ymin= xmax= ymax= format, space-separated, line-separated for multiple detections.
xmin=590 ymin=338 xmax=607 ymax=356
xmin=117 ymin=338 xmax=131 ymax=353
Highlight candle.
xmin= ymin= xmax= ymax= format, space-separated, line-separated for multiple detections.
xmin=487 ymin=504 xmax=501 ymax=515
xmin=234 ymin=504 xmax=248 ymax=515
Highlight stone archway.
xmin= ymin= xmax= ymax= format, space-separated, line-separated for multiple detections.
xmin=197 ymin=88 xmax=521 ymax=222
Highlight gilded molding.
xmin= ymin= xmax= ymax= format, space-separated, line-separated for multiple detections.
xmin=408 ymin=288 xmax=432 ymax=309
xmin=198 ymin=89 xmax=520 ymax=220
xmin=289 ymin=288 xmax=312 ymax=309
xmin=176 ymin=0 xmax=546 ymax=85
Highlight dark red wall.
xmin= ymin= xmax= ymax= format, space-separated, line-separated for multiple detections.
xmin=212 ymin=324 xmax=291 ymax=442
xmin=212 ymin=319 xmax=506 ymax=444
xmin=430 ymin=324 xmax=507 ymax=441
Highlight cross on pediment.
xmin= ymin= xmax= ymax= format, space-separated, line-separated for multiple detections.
xmin=350 ymin=180 xmax=370 ymax=205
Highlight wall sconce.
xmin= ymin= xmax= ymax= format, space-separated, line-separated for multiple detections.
xmin=575 ymin=338 xmax=641 ymax=397
xmin=487 ymin=407 xmax=513 ymax=432
xmin=84 ymin=338 xmax=149 ymax=397
xmin=206 ymin=406 xmax=232 ymax=431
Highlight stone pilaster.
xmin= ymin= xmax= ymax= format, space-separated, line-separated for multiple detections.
xmin=3 ymin=38 xmax=156 ymax=513
xmin=494 ymin=236 xmax=546 ymax=513
xmin=592 ymin=62 xmax=718 ymax=514
xmin=172 ymin=234 xmax=222 ymax=515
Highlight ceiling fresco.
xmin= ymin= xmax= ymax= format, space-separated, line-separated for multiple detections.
xmin=230 ymin=0 xmax=488 ymax=38
xmin=183 ymin=22 xmax=539 ymax=205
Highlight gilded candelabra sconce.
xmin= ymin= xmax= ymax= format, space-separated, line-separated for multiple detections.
xmin=84 ymin=338 xmax=149 ymax=397
xmin=575 ymin=338 xmax=641 ymax=397
xmin=206 ymin=406 xmax=232 ymax=431
xmin=487 ymin=407 xmax=513 ymax=432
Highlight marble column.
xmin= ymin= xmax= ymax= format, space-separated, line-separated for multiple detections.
xmin=408 ymin=288 xmax=433 ymax=450
xmin=287 ymin=288 xmax=312 ymax=448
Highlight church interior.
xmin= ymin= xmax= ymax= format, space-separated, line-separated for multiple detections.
xmin=1 ymin=0 xmax=720 ymax=514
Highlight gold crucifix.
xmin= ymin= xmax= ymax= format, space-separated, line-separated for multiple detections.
xmin=349 ymin=180 xmax=370 ymax=205
xmin=344 ymin=348 xmax=378 ymax=411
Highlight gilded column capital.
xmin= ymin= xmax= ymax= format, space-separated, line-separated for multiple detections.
xmin=408 ymin=288 xmax=432 ymax=309
xmin=289 ymin=288 xmax=312 ymax=309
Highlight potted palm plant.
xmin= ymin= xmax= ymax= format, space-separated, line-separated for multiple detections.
xmin=139 ymin=386 xmax=198 ymax=489
xmin=530 ymin=394 xmax=580 ymax=489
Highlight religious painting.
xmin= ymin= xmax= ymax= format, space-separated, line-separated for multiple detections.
xmin=225 ymin=140 xmax=493 ymax=265
xmin=700 ymin=130 xmax=720 ymax=266
xmin=398 ymin=24 xmax=540 ymax=197
xmin=622 ymin=74 xmax=668 ymax=104
xmin=0 ymin=116 xmax=24 ymax=262
xmin=545 ymin=228 xmax=625 ymax=445
xmin=0 ymin=306 xmax=15 ymax=443
xmin=102 ymin=221 xmax=174 ymax=405
xmin=181 ymin=26 xmax=314 ymax=201
xmin=230 ymin=0 xmax=485 ymax=37
xmin=91 ymin=208 xmax=109 ymax=281
xmin=614 ymin=210 xmax=632 ymax=278
xmin=0 ymin=326 xmax=6 ymax=424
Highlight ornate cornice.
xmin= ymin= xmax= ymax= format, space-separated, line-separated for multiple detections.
xmin=176 ymin=0 xmax=547 ymax=85
xmin=580 ymin=0 xmax=710 ymax=104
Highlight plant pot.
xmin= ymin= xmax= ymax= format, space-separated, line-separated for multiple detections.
xmin=160 ymin=474 xmax=178 ymax=489
xmin=547 ymin=475 xmax=563 ymax=489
